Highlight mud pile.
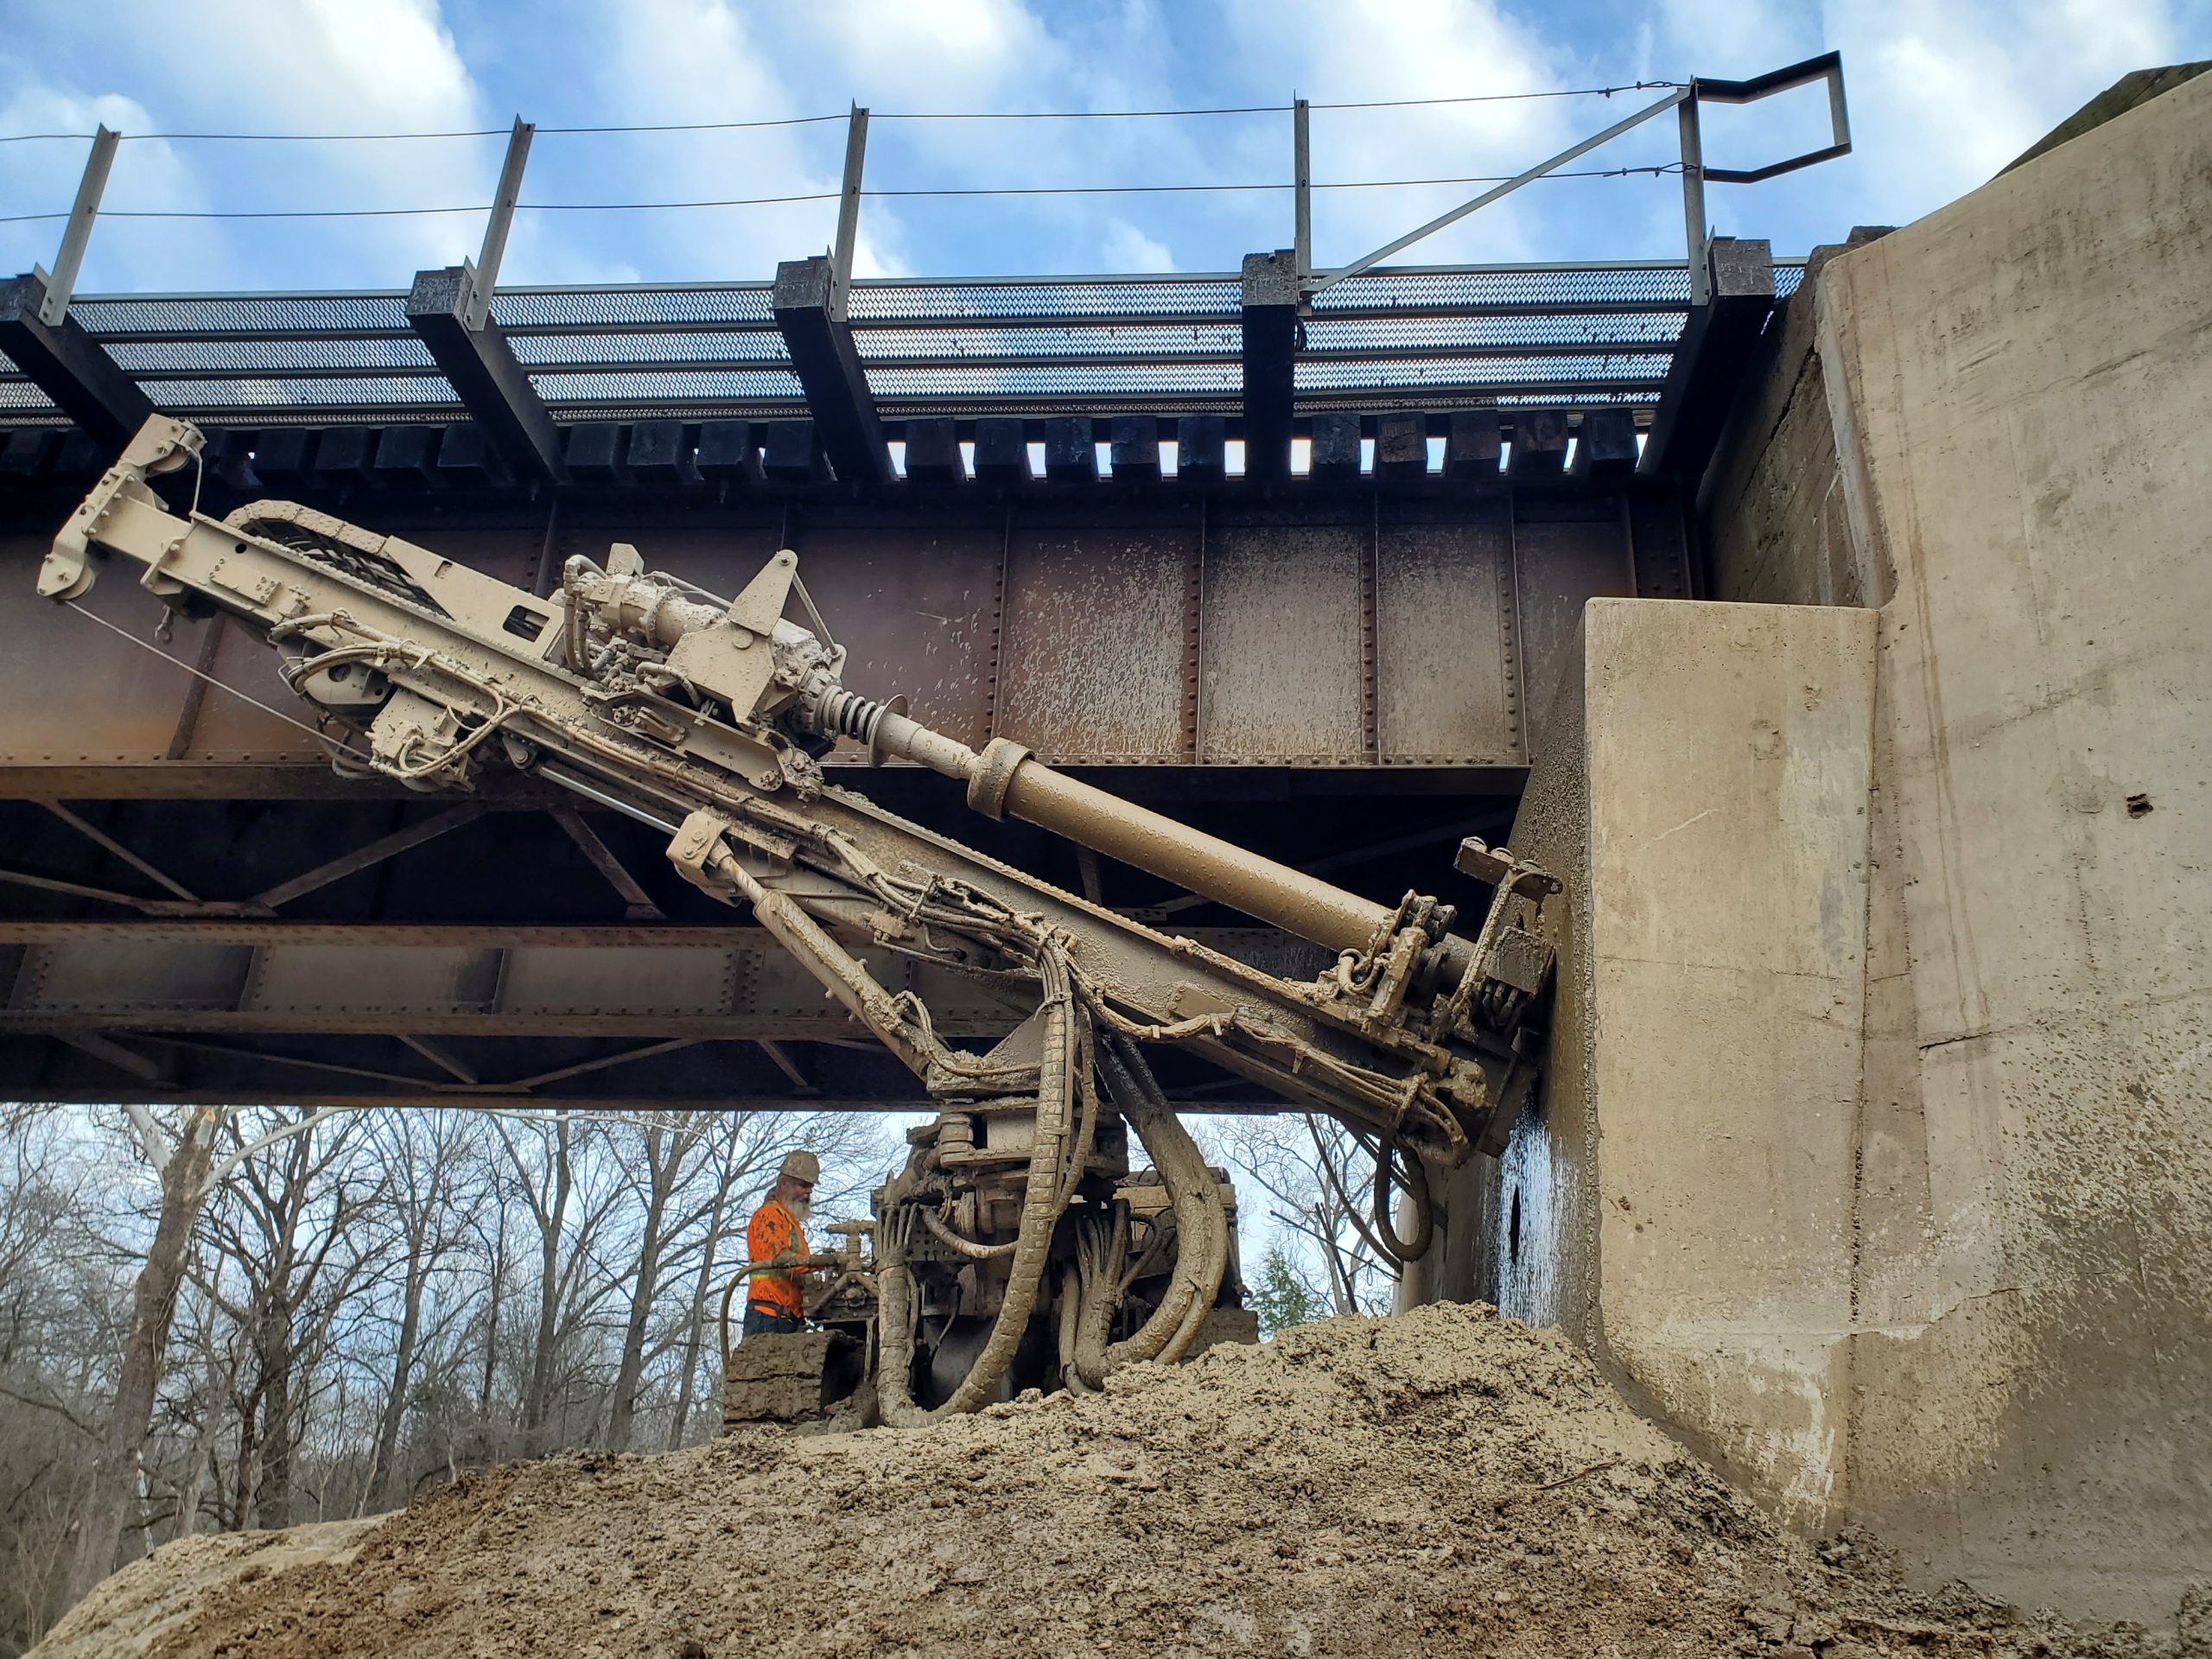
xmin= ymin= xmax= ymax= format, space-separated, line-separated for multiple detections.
xmin=36 ymin=1305 xmax=2163 ymax=1658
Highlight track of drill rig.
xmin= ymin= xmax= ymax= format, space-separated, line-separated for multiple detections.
xmin=37 ymin=416 xmax=1560 ymax=1417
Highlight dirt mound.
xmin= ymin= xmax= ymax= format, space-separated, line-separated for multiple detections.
xmin=36 ymin=1305 xmax=2160 ymax=1658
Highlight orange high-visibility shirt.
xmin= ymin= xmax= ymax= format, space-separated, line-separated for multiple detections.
xmin=746 ymin=1197 xmax=807 ymax=1318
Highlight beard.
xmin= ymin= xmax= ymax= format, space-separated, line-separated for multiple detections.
xmin=784 ymin=1192 xmax=813 ymax=1227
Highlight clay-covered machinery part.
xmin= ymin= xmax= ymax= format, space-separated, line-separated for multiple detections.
xmin=41 ymin=417 xmax=1561 ymax=1421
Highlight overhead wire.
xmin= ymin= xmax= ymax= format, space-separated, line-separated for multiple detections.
xmin=0 ymin=81 xmax=1682 ymax=144
xmin=0 ymin=166 xmax=1681 ymax=226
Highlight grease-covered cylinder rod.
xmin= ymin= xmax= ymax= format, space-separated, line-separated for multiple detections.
xmin=807 ymin=688 xmax=1471 ymax=977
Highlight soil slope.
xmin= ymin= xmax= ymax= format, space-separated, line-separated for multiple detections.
xmin=35 ymin=1305 xmax=2171 ymax=1658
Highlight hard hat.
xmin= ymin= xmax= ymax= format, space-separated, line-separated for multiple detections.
xmin=779 ymin=1148 xmax=821 ymax=1185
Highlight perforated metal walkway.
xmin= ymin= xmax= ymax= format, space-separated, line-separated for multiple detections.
xmin=0 ymin=261 xmax=1804 ymax=424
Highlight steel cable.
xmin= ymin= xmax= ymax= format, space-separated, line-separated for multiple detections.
xmin=0 ymin=83 xmax=1682 ymax=144
xmin=0 ymin=166 xmax=1679 ymax=225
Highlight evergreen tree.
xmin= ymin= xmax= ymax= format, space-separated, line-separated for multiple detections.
xmin=1249 ymin=1244 xmax=1326 ymax=1335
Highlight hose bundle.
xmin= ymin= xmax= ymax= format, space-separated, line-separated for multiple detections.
xmin=876 ymin=945 xmax=1080 ymax=1424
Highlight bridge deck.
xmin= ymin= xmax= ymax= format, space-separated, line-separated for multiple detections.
xmin=3 ymin=262 xmax=1801 ymax=424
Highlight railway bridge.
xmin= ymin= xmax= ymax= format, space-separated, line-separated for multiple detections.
xmin=0 ymin=249 xmax=1793 ymax=1112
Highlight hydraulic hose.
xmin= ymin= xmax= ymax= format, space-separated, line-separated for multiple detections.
xmin=918 ymin=1201 xmax=1016 ymax=1261
xmin=1072 ymin=1033 xmax=1229 ymax=1386
xmin=1372 ymin=1135 xmax=1435 ymax=1262
xmin=1161 ymin=1166 xmax=1234 ymax=1363
xmin=878 ymin=947 xmax=1081 ymax=1423
xmin=1056 ymin=1265 xmax=1089 ymax=1394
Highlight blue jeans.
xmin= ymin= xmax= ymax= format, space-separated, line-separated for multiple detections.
xmin=742 ymin=1305 xmax=804 ymax=1338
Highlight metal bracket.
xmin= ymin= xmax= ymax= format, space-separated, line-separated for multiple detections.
xmin=1444 ymin=837 xmax=1560 ymax=1039
xmin=461 ymin=116 xmax=533 ymax=332
xmin=37 ymin=124 xmax=120 ymax=327
xmin=1678 ymin=53 xmax=1851 ymax=304
xmin=1689 ymin=54 xmax=1852 ymax=183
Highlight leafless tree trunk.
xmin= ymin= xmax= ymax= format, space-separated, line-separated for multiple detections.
xmin=608 ymin=1118 xmax=702 ymax=1452
xmin=173 ymin=1277 xmax=235 ymax=1539
xmin=63 ymin=1109 xmax=216 ymax=1602
xmin=476 ymin=1197 xmax=511 ymax=1423
xmin=9 ymin=1098 xmax=874 ymax=1638
xmin=1207 ymin=1112 xmax=1400 ymax=1319
xmin=200 ymin=1112 xmax=377 ymax=1532
xmin=499 ymin=1116 xmax=594 ymax=1452
xmin=668 ymin=1147 xmax=736 ymax=1451
xmin=365 ymin=1112 xmax=474 ymax=1511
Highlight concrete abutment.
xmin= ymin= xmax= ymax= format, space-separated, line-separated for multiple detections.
xmin=1411 ymin=66 xmax=2212 ymax=1631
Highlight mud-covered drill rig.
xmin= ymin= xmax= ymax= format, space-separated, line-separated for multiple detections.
xmin=38 ymin=416 xmax=1559 ymax=1424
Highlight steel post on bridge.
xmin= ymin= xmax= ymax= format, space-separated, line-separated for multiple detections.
xmin=406 ymin=117 xmax=569 ymax=486
xmin=772 ymin=105 xmax=893 ymax=486
xmin=0 ymin=125 xmax=152 ymax=447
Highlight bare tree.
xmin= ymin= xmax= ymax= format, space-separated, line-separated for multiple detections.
xmin=1209 ymin=1114 xmax=1401 ymax=1317
xmin=362 ymin=1111 xmax=483 ymax=1511
xmin=494 ymin=1116 xmax=626 ymax=1452
xmin=0 ymin=1096 xmax=901 ymax=1642
xmin=63 ymin=1104 xmax=339 ymax=1599
xmin=606 ymin=1115 xmax=712 ymax=1452
xmin=666 ymin=1117 xmax=753 ymax=1450
xmin=0 ymin=1109 xmax=105 ymax=1644
xmin=198 ymin=1109 xmax=381 ymax=1529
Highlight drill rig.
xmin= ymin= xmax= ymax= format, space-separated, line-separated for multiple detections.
xmin=38 ymin=416 xmax=1558 ymax=1423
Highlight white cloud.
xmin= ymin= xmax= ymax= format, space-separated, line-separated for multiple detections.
xmin=1217 ymin=0 xmax=1600 ymax=266
xmin=0 ymin=89 xmax=220 ymax=289
xmin=516 ymin=0 xmax=912 ymax=284
xmin=1646 ymin=0 xmax=2192 ymax=248
xmin=1101 ymin=219 xmax=1173 ymax=272
xmin=0 ymin=0 xmax=489 ymax=288
xmin=1820 ymin=0 xmax=2179 ymax=213
xmin=812 ymin=0 xmax=1061 ymax=105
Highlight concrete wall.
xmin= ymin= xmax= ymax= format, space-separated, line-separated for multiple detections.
xmin=1696 ymin=231 xmax=1891 ymax=611
xmin=1485 ymin=598 xmax=1878 ymax=1529
xmin=1414 ymin=67 xmax=2212 ymax=1631
xmin=1808 ymin=64 xmax=2212 ymax=1627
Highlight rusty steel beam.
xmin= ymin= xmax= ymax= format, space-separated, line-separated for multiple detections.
xmin=398 ymin=1032 xmax=480 ymax=1084
xmin=406 ymin=265 xmax=569 ymax=486
xmin=0 ymin=920 xmax=762 ymax=946
xmin=55 ymin=1029 xmax=164 ymax=1081
xmin=0 ymin=864 xmax=210 ymax=917
xmin=0 ymin=924 xmax=1323 ymax=1042
xmin=772 ymin=255 xmax=892 ymax=486
xmin=0 ymin=1072 xmax=1287 ymax=1114
xmin=503 ymin=1036 xmax=705 ymax=1092
xmin=550 ymin=805 xmax=664 ymax=921
xmin=0 ymin=272 xmax=151 ymax=447
xmin=1638 ymin=237 xmax=1777 ymax=488
xmin=1239 ymin=251 xmax=1299 ymax=482
xmin=0 ymin=496 xmax=1637 ymax=793
xmin=757 ymin=1039 xmax=817 ymax=1096
xmin=36 ymin=800 xmax=201 ymax=901
xmin=250 ymin=802 xmax=496 ymax=910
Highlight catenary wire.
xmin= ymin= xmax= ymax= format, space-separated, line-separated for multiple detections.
xmin=0 ymin=165 xmax=1680 ymax=224
xmin=0 ymin=82 xmax=1682 ymax=144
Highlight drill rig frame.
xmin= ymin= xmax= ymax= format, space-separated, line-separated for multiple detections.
xmin=39 ymin=416 xmax=1559 ymax=1420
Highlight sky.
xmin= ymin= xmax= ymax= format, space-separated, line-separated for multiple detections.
xmin=2 ymin=0 xmax=2207 ymax=293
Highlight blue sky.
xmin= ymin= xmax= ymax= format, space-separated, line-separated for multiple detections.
xmin=3 ymin=0 xmax=2208 ymax=293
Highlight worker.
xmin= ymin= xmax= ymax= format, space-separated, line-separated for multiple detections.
xmin=742 ymin=1148 xmax=823 ymax=1338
